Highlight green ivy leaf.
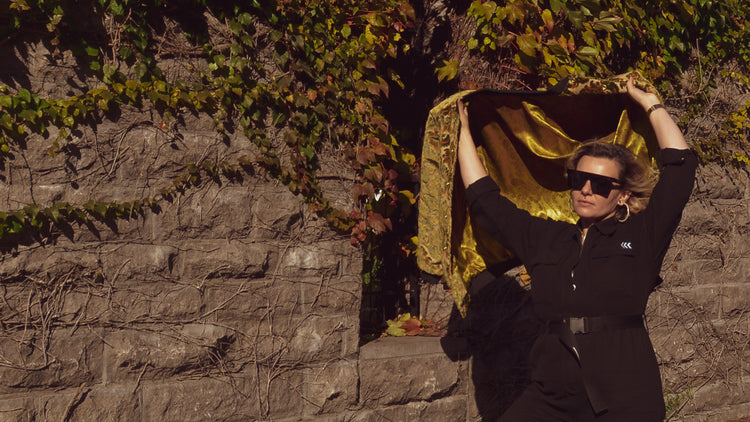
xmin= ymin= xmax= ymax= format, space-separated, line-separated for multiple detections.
xmin=517 ymin=33 xmax=540 ymax=57
xmin=435 ymin=59 xmax=458 ymax=82
xmin=341 ymin=24 xmax=351 ymax=38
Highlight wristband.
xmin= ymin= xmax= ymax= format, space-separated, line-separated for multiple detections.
xmin=646 ymin=103 xmax=664 ymax=115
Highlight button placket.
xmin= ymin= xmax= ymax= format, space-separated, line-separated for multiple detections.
xmin=571 ymin=269 xmax=576 ymax=292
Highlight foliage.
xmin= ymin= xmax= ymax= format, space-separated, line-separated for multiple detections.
xmin=4 ymin=0 xmax=750 ymax=337
xmin=0 ymin=0 xmax=417 ymax=257
xmin=691 ymin=69 xmax=750 ymax=165
xmin=454 ymin=0 xmax=750 ymax=88
xmin=449 ymin=0 xmax=750 ymax=170
xmin=384 ymin=312 xmax=441 ymax=337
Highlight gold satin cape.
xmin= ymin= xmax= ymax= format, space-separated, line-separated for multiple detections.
xmin=417 ymin=74 xmax=661 ymax=317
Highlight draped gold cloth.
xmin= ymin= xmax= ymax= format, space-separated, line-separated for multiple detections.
xmin=417 ymin=74 xmax=661 ymax=316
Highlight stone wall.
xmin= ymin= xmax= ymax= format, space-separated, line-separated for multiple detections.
xmin=650 ymin=162 xmax=750 ymax=422
xmin=0 ymin=38 xmax=365 ymax=421
xmin=0 ymin=111 xmax=363 ymax=420
xmin=2 ymin=36 xmax=750 ymax=422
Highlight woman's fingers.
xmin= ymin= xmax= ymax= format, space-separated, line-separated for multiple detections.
xmin=626 ymin=75 xmax=659 ymax=111
xmin=457 ymin=98 xmax=469 ymax=125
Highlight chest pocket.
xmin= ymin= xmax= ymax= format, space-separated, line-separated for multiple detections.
xmin=590 ymin=240 xmax=638 ymax=260
xmin=587 ymin=239 xmax=640 ymax=296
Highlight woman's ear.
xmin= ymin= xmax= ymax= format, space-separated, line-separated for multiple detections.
xmin=618 ymin=190 xmax=632 ymax=206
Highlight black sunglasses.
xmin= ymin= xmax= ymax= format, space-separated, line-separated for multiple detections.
xmin=566 ymin=169 xmax=622 ymax=197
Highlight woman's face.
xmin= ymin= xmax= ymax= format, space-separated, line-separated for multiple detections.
xmin=570 ymin=155 xmax=630 ymax=225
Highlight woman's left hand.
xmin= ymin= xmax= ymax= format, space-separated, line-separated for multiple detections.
xmin=626 ymin=75 xmax=661 ymax=112
xmin=627 ymin=74 xmax=689 ymax=150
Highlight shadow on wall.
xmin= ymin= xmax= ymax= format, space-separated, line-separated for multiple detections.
xmin=440 ymin=265 xmax=542 ymax=420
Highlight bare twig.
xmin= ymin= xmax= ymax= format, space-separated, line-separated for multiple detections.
xmin=60 ymin=383 xmax=88 ymax=422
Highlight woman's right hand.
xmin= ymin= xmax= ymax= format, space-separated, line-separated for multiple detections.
xmin=458 ymin=98 xmax=470 ymax=128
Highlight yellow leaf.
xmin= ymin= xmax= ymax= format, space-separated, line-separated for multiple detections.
xmin=435 ymin=59 xmax=458 ymax=82
xmin=541 ymin=9 xmax=554 ymax=32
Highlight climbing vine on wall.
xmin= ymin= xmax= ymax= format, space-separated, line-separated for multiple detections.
xmin=442 ymin=0 xmax=750 ymax=163
xmin=3 ymin=0 xmax=750 ymax=293
xmin=457 ymin=0 xmax=750 ymax=86
xmin=0 ymin=0 xmax=417 ymax=257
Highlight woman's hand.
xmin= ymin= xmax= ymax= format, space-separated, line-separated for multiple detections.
xmin=627 ymin=74 xmax=689 ymax=150
xmin=626 ymin=75 xmax=661 ymax=112
xmin=458 ymin=98 xmax=470 ymax=128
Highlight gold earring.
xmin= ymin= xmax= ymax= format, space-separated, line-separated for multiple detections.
xmin=617 ymin=203 xmax=630 ymax=223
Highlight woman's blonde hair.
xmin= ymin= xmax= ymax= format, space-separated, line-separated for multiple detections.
xmin=566 ymin=141 xmax=655 ymax=220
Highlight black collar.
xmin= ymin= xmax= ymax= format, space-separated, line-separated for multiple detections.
xmin=576 ymin=216 xmax=619 ymax=236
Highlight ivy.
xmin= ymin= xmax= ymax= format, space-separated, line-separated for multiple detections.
xmin=0 ymin=0 xmax=417 ymax=263
xmin=4 ymin=0 xmax=748 ymax=330
xmin=455 ymin=0 xmax=750 ymax=88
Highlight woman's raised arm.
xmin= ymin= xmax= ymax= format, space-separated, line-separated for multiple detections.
xmin=457 ymin=98 xmax=489 ymax=188
xmin=626 ymin=76 xmax=690 ymax=151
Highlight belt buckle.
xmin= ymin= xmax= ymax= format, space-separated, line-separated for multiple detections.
xmin=569 ymin=317 xmax=586 ymax=334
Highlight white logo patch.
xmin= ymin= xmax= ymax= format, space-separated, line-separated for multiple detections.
xmin=620 ymin=242 xmax=633 ymax=250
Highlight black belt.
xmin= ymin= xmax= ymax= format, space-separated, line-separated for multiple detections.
xmin=548 ymin=314 xmax=644 ymax=335
xmin=545 ymin=314 xmax=645 ymax=414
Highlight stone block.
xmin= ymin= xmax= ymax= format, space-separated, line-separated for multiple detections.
xmin=695 ymin=163 xmax=746 ymax=200
xmin=299 ymin=274 xmax=361 ymax=316
xmin=0 ymin=328 xmax=103 ymax=393
xmin=271 ymin=414 xmax=355 ymax=422
xmin=193 ymin=186 xmax=257 ymax=238
xmin=103 ymin=324 xmax=234 ymax=383
xmin=99 ymin=243 xmax=180 ymax=281
xmin=249 ymin=188 xmax=306 ymax=240
xmin=678 ymin=201 xmax=726 ymax=236
xmin=0 ymin=395 xmax=33 ymax=422
xmin=160 ymin=184 xmax=256 ymax=237
xmin=683 ymin=379 xmax=750 ymax=413
xmin=0 ymin=246 xmax=99 ymax=279
xmin=205 ymin=279 xmax=303 ymax=321
xmin=650 ymin=325 xmax=701 ymax=364
xmin=301 ymin=359 xmax=359 ymax=415
xmin=351 ymin=396 xmax=467 ymax=421
xmin=180 ymin=239 xmax=270 ymax=280
xmin=663 ymin=234 xmax=723 ymax=264
xmin=32 ymin=384 xmax=139 ymax=422
xmin=288 ymin=315 xmax=359 ymax=363
xmin=677 ymin=401 xmax=750 ymax=422
xmin=207 ymin=273 xmax=362 ymax=323
xmin=0 ymin=282 xmax=109 ymax=328
xmin=720 ymin=283 xmax=750 ymax=317
xmin=59 ymin=289 xmax=110 ymax=324
xmin=420 ymin=282 xmax=455 ymax=327
xmin=359 ymin=337 xmax=467 ymax=407
xmin=263 ymin=366 xmax=307 ymax=418
xmin=226 ymin=314 xmax=358 ymax=367
xmin=105 ymin=282 xmax=204 ymax=322
xmin=655 ymin=317 xmax=748 ymax=388
xmin=648 ymin=285 xmax=721 ymax=321
xmin=140 ymin=375 xmax=260 ymax=421
xmin=277 ymin=241 xmax=354 ymax=278
xmin=658 ymin=258 xmax=724 ymax=287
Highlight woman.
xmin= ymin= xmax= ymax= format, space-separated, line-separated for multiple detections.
xmin=457 ymin=76 xmax=697 ymax=421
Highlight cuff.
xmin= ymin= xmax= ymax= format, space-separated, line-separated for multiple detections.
xmin=659 ymin=148 xmax=696 ymax=166
xmin=465 ymin=176 xmax=500 ymax=204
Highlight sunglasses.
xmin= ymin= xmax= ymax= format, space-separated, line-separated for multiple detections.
xmin=566 ymin=169 xmax=622 ymax=197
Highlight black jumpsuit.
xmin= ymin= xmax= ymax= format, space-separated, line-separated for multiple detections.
xmin=464 ymin=148 xmax=698 ymax=421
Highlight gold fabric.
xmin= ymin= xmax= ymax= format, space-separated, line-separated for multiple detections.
xmin=417 ymin=74 xmax=661 ymax=316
